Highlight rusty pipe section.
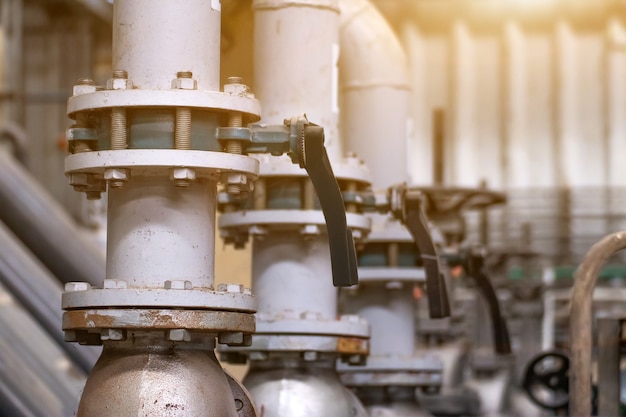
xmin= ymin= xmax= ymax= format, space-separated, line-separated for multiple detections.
xmin=570 ymin=231 xmax=626 ymax=417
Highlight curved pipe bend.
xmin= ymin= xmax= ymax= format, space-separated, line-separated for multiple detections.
xmin=570 ymin=231 xmax=626 ymax=417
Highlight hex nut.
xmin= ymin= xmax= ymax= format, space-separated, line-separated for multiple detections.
xmin=104 ymin=168 xmax=129 ymax=181
xmin=65 ymin=282 xmax=91 ymax=292
xmin=248 ymin=225 xmax=267 ymax=238
xmin=218 ymin=331 xmax=245 ymax=345
xmin=101 ymin=329 xmax=125 ymax=341
xmin=224 ymin=82 xmax=251 ymax=97
xmin=103 ymin=279 xmax=128 ymax=289
xmin=168 ymin=329 xmax=191 ymax=342
xmin=300 ymin=224 xmax=321 ymax=237
xmin=340 ymin=314 xmax=361 ymax=324
xmin=64 ymin=330 xmax=78 ymax=342
xmin=346 ymin=354 xmax=365 ymax=365
xmin=171 ymin=167 xmax=196 ymax=181
xmin=106 ymin=77 xmax=133 ymax=90
xmin=302 ymin=351 xmax=318 ymax=361
xmin=217 ymin=283 xmax=244 ymax=293
xmin=221 ymin=172 xmax=248 ymax=186
xmin=73 ymin=84 xmax=97 ymax=96
xmin=165 ymin=280 xmax=193 ymax=290
xmin=171 ymin=78 xmax=197 ymax=90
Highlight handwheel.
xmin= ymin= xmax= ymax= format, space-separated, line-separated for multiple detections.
xmin=522 ymin=351 xmax=570 ymax=411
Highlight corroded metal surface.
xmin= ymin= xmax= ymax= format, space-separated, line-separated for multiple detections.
xmin=63 ymin=309 xmax=255 ymax=333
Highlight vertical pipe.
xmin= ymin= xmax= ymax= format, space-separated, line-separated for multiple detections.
xmin=107 ymin=178 xmax=217 ymax=288
xmin=253 ymin=0 xmax=341 ymax=161
xmin=113 ymin=0 xmax=221 ymax=90
xmin=338 ymin=0 xmax=410 ymax=189
xmin=433 ymin=109 xmax=445 ymax=186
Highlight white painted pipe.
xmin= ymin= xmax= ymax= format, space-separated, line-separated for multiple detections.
xmin=253 ymin=0 xmax=342 ymax=162
xmin=113 ymin=0 xmax=221 ymax=90
xmin=107 ymin=177 xmax=217 ymax=288
xmin=343 ymin=284 xmax=415 ymax=356
xmin=338 ymin=0 xmax=410 ymax=189
xmin=253 ymin=234 xmax=337 ymax=320
xmin=251 ymin=0 xmax=341 ymax=319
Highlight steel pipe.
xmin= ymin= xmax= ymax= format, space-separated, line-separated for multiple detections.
xmin=0 ymin=147 xmax=105 ymax=286
xmin=0 ymin=219 xmax=99 ymax=371
xmin=569 ymin=231 xmax=626 ymax=417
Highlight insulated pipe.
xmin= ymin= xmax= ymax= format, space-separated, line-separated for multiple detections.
xmin=569 ymin=231 xmax=626 ymax=417
xmin=113 ymin=0 xmax=221 ymax=90
xmin=0 ymin=147 xmax=105 ymax=286
xmin=0 ymin=220 xmax=99 ymax=371
xmin=253 ymin=0 xmax=341 ymax=162
xmin=0 ymin=281 xmax=86 ymax=417
xmin=338 ymin=0 xmax=410 ymax=190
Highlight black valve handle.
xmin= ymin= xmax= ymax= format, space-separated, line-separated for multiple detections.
xmin=394 ymin=187 xmax=451 ymax=318
xmin=293 ymin=118 xmax=358 ymax=287
xmin=463 ymin=249 xmax=511 ymax=355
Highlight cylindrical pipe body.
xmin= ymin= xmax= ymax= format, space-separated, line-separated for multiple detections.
xmin=338 ymin=0 xmax=410 ymax=189
xmin=0 ymin=220 xmax=99 ymax=371
xmin=253 ymin=233 xmax=337 ymax=319
xmin=113 ymin=0 xmax=221 ymax=90
xmin=107 ymin=177 xmax=216 ymax=288
xmin=342 ymin=283 xmax=415 ymax=357
xmin=253 ymin=0 xmax=341 ymax=161
xmin=0 ymin=148 xmax=105 ymax=286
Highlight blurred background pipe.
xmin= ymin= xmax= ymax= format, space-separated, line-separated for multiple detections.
xmin=0 ymin=219 xmax=100 ymax=371
xmin=0 ymin=145 xmax=105 ymax=287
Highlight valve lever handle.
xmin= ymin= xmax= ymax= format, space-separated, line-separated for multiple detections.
xmin=402 ymin=192 xmax=451 ymax=318
xmin=463 ymin=250 xmax=511 ymax=355
xmin=297 ymin=123 xmax=358 ymax=287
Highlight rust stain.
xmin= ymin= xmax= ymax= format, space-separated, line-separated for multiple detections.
xmin=336 ymin=337 xmax=369 ymax=355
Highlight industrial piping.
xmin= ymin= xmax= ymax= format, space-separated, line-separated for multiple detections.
xmin=569 ymin=231 xmax=626 ymax=417
xmin=0 ymin=146 xmax=105 ymax=286
xmin=0 ymin=220 xmax=99 ymax=371
xmin=338 ymin=0 xmax=411 ymax=190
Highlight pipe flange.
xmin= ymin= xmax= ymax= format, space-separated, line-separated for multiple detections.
xmin=338 ymin=355 xmax=443 ymax=387
xmin=254 ymin=316 xmax=369 ymax=338
xmin=63 ymin=308 xmax=255 ymax=334
xmin=255 ymin=154 xmax=370 ymax=185
xmin=63 ymin=287 xmax=256 ymax=312
xmin=219 ymin=210 xmax=370 ymax=238
xmin=68 ymin=89 xmax=261 ymax=121
xmin=220 ymin=315 xmax=370 ymax=361
xmin=65 ymin=149 xmax=259 ymax=179
xmin=220 ymin=333 xmax=369 ymax=359
xmin=356 ymin=267 xmax=425 ymax=283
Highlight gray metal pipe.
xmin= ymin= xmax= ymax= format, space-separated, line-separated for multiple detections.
xmin=570 ymin=231 xmax=626 ymax=417
xmin=0 ymin=147 xmax=105 ymax=286
xmin=0 ymin=281 xmax=86 ymax=417
xmin=0 ymin=219 xmax=100 ymax=371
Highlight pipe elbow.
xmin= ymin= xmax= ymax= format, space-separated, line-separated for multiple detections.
xmin=338 ymin=0 xmax=410 ymax=92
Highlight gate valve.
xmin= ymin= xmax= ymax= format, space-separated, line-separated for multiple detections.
xmin=217 ymin=115 xmax=358 ymax=287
